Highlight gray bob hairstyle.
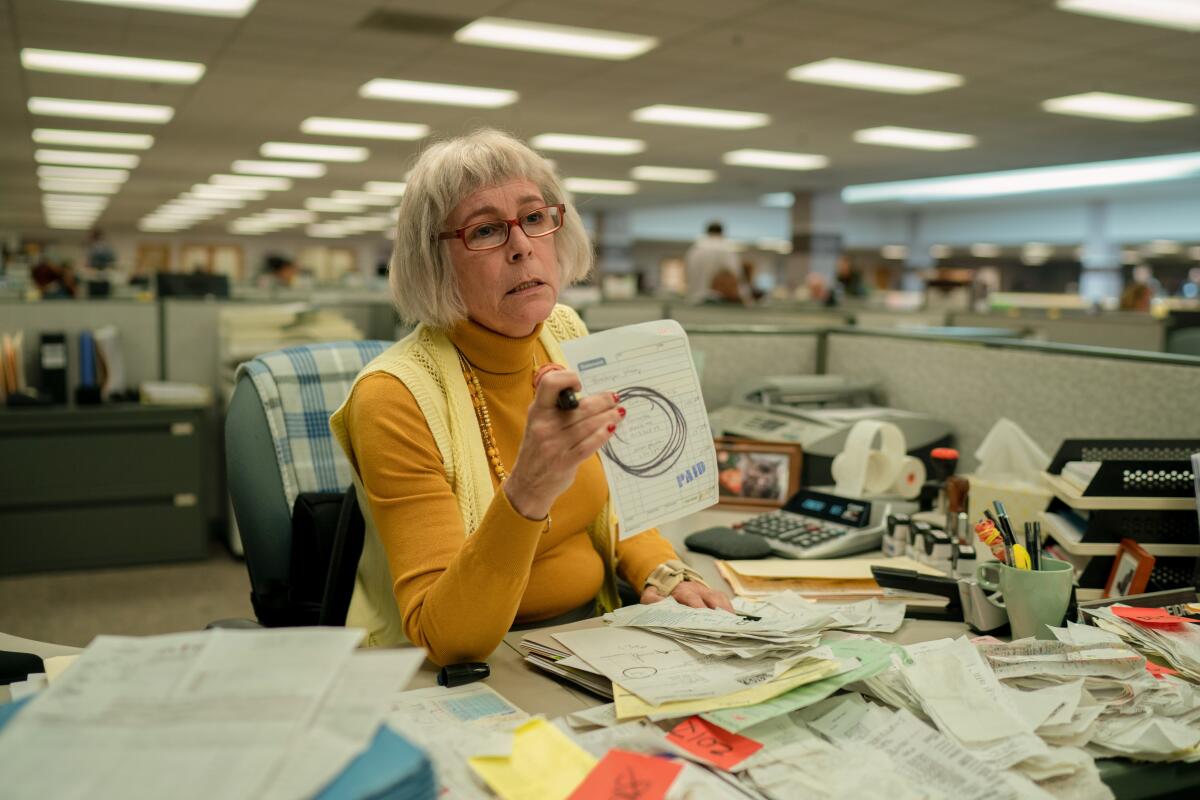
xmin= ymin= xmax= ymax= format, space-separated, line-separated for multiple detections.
xmin=388 ymin=128 xmax=593 ymax=329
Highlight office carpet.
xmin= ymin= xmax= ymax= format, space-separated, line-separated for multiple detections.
xmin=0 ymin=543 xmax=254 ymax=648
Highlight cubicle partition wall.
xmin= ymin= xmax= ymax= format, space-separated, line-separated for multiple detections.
xmin=947 ymin=310 xmax=1167 ymax=352
xmin=822 ymin=330 xmax=1200 ymax=471
xmin=687 ymin=327 xmax=822 ymax=409
xmin=0 ymin=300 xmax=160 ymax=398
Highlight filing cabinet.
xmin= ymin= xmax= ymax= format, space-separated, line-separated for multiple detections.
xmin=0 ymin=405 xmax=208 ymax=574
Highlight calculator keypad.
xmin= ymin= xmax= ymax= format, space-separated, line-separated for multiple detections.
xmin=741 ymin=511 xmax=849 ymax=551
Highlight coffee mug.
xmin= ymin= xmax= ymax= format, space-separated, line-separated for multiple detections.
xmin=975 ymin=557 xmax=1074 ymax=640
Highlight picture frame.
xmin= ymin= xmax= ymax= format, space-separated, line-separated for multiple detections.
xmin=714 ymin=437 xmax=801 ymax=509
xmin=1103 ymin=538 xmax=1155 ymax=599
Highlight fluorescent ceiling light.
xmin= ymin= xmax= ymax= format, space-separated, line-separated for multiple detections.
xmin=28 ymin=96 xmax=173 ymax=123
xmin=59 ymin=0 xmax=257 ymax=17
xmin=930 ymin=244 xmax=952 ymax=259
xmin=1042 ymin=92 xmax=1195 ymax=122
xmin=723 ymin=149 xmax=828 ymax=170
xmin=363 ymin=181 xmax=407 ymax=196
xmin=787 ymin=58 xmax=963 ymax=94
xmin=32 ymin=128 xmax=154 ymax=149
xmin=262 ymin=209 xmax=317 ymax=223
xmin=170 ymin=197 xmax=244 ymax=209
xmin=35 ymin=149 xmax=140 ymax=168
xmin=360 ymin=78 xmax=517 ymax=108
xmin=47 ymin=219 xmax=95 ymax=229
xmin=331 ymin=191 xmax=396 ymax=206
xmin=190 ymin=184 xmax=266 ymax=200
xmin=843 ymin=151 xmax=1200 ymax=203
xmin=260 ymin=142 xmax=368 ymax=162
xmin=1056 ymin=0 xmax=1200 ymax=32
xmin=629 ymin=165 xmax=716 ymax=183
xmin=44 ymin=206 xmax=102 ymax=217
xmin=305 ymin=198 xmax=367 ymax=213
xmin=210 ymin=174 xmax=291 ymax=191
xmin=300 ymin=117 xmax=429 ymax=140
xmin=38 ymin=165 xmax=128 ymax=182
xmin=853 ymin=126 xmax=977 ymax=151
xmin=233 ymin=159 xmax=325 ymax=178
xmin=970 ymin=243 xmax=1001 ymax=258
xmin=43 ymin=194 xmax=109 ymax=207
xmin=455 ymin=17 xmax=657 ymax=60
xmin=39 ymin=179 xmax=121 ymax=194
xmin=307 ymin=223 xmax=348 ymax=238
xmin=21 ymin=48 xmax=204 ymax=83
xmin=562 ymin=177 xmax=638 ymax=195
xmin=760 ymin=192 xmax=794 ymax=208
xmin=530 ymin=133 xmax=645 ymax=155
xmin=631 ymin=104 xmax=769 ymax=129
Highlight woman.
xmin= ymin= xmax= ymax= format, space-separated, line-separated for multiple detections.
xmin=330 ymin=129 xmax=731 ymax=665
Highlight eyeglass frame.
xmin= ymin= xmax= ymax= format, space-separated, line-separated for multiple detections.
xmin=437 ymin=203 xmax=567 ymax=251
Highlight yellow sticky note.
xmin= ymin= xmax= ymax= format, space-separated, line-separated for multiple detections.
xmin=613 ymin=659 xmax=843 ymax=720
xmin=468 ymin=718 xmax=597 ymax=800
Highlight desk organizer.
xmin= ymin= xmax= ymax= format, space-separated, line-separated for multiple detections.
xmin=1037 ymin=439 xmax=1200 ymax=592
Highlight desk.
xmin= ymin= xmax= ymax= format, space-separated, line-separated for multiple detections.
xmin=3 ymin=510 xmax=1197 ymax=798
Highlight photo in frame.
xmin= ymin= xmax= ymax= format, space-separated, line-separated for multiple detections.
xmin=714 ymin=437 xmax=801 ymax=509
xmin=1103 ymin=538 xmax=1155 ymax=599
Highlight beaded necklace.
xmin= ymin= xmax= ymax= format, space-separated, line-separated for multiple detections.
xmin=456 ymin=347 xmax=532 ymax=483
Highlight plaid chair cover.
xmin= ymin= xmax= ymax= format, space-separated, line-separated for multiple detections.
xmin=236 ymin=340 xmax=389 ymax=509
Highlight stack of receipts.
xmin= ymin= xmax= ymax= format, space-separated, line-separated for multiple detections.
xmin=850 ymin=626 xmax=1200 ymax=797
xmin=1084 ymin=604 xmax=1200 ymax=683
xmin=0 ymin=628 xmax=427 ymax=800
xmin=606 ymin=593 xmax=905 ymax=658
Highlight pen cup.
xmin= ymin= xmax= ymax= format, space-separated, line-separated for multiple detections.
xmin=975 ymin=557 xmax=1074 ymax=640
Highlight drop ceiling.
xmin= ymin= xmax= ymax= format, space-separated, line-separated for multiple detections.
xmin=1 ymin=0 xmax=1197 ymax=236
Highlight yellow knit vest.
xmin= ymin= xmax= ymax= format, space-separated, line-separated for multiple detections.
xmin=328 ymin=304 xmax=621 ymax=647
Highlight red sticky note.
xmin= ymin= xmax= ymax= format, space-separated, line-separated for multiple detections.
xmin=1146 ymin=661 xmax=1180 ymax=679
xmin=1112 ymin=606 xmax=1198 ymax=627
xmin=567 ymin=749 xmax=681 ymax=800
xmin=666 ymin=716 xmax=763 ymax=771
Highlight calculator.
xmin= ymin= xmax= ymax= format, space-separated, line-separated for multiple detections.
xmin=737 ymin=488 xmax=897 ymax=559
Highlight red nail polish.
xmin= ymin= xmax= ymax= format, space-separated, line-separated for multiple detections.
xmin=618 ymin=406 xmax=626 ymax=417
xmin=607 ymin=423 xmax=616 ymax=433
xmin=611 ymin=392 xmax=619 ymax=403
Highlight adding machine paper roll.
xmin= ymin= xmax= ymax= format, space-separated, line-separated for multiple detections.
xmin=831 ymin=420 xmax=906 ymax=498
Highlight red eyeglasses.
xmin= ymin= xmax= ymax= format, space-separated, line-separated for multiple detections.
xmin=438 ymin=204 xmax=566 ymax=251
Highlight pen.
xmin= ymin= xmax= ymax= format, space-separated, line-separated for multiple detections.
xmin=1031 ymin=521 xmax=1042 ymax=570
xmin=532 ymin=363 xmax=580 ymax=410
xmin=735 ymin=612 xmax=762 ymax=621
xmin=993 ymin=501 xmax=1016 ymax=543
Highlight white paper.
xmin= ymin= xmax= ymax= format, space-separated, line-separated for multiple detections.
xmin=258 ymin=648 xmax=426 ymax=800
xmin=0 ymin=628 xmax=364 ymax=800
xmin=555 ymin=626 xmax=782 ymax=706
xmin=561 ymin=320 xmax=718 ymax=538
xmin=387 ymin=683 xmax=529 ymax=800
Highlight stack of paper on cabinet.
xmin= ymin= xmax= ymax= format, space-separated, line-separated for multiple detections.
xmin=717 ymin=556 xmax=952 ymax=607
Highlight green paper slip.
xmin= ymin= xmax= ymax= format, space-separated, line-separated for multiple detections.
xmin=701 ymin=639 xmax=905 ymax=733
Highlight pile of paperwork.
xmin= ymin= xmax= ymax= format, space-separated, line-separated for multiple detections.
xmin=1085 ymin=604 xmax=1200 ymax=682
xmin=0 ymin=628 xmax=426 ymax=800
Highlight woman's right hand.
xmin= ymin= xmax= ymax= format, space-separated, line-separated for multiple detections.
xmin=503 ymin=368 xmax=623 ymax=521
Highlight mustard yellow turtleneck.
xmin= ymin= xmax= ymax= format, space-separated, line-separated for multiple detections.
xmin=344 ymin=317 xmax=678 ymax=665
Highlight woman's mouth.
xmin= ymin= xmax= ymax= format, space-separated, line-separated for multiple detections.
xmin=506 ymin=279 xmax=544 ymax=295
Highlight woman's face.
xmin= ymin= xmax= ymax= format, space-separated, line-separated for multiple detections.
xmin=444 ymin=178 xmax=561 ymax=337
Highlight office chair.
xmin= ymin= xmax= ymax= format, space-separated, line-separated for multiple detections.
xmin=225 ymin=340 xmax=389 ymax=627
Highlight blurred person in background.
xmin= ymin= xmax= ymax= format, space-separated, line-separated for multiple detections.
xmin=87 ymin=229 xmax=116 ymax=271
xmin=685 ymin=221 xmax=739 ymax=304
xmin=32 ymin=259 xmax=77 ymax=298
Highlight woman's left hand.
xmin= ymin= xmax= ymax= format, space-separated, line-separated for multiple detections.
xmin=641 ymin=581 xmax=735 ymax=612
